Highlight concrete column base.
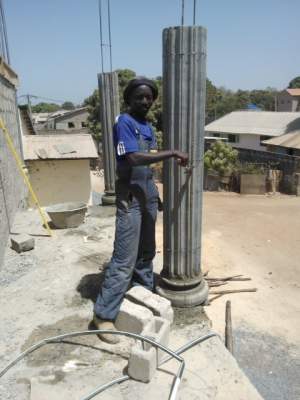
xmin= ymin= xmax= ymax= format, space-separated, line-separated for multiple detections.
xmin=156 ymin=278 xmax=208 ymax=308
xmin=101 ymin=192 xmax=116 ymax=206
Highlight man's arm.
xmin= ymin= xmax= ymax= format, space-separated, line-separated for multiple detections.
xmin=126 ymin=150 xmax=188 ymax=167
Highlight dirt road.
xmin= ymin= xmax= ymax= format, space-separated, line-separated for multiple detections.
xmin=201 ymin=192 xmax=300 ymax=400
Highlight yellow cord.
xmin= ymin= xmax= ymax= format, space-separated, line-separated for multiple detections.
xmin=0 ymin=117 xmax=52 ymax=236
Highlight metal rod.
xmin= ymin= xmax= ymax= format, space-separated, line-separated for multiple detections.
xmin=0 ymin=329 xmax=185 ymax=400
xmin=193 ymin=0 xmax=197 ymax=25
xmin=0 ymin=117 xmax=52 ymax=236
xmin=81 ymin=331 xmax=220 ymax=400
xmin=81 ymin=376 xmax=129 ymax=400
xmin=0 ymin=0 xmax=10 ymax=64
xmin=98 ymin=0 xmax=104 ymax=73
xmin=181 ymin=0 xmax=184 ymax=26
xmin=107 ymin=0 xmax=113 ymax=73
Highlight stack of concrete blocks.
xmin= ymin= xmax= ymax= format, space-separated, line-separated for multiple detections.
xmin=115 ymin=287 xmax=173 ymax=383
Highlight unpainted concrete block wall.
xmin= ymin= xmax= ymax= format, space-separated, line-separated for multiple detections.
xmin=0 ymin=74 xmax=26 ymax=266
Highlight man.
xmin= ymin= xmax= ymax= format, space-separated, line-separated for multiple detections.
xmin=94 ymin=77 xmax=188 ymax=343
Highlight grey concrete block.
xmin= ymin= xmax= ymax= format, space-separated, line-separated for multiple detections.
xmin=11 ymin=234 xmax=35 ymax=253
xmin=127 ymin=317 xmax=171 ymax=383
xmin=142 ymin=317 xmax=171 ymax=363
xmin=126 ymin=286 xmax=174 ymax=323
xmin=115 ymin=298 xmax=153 ymax=334
xmin=128 ymin=345 xmax=157 ymax=383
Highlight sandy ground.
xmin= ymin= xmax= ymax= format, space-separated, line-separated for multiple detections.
xmin=201 ymin=192 xmax=300 ymax=400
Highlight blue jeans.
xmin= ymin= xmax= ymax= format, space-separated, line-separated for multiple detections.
xmin=94 ymin=178 xmax=158 ymax=320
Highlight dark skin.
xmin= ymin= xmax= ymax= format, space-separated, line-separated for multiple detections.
xmin=125 ymin=85 xmax=188 ymax=167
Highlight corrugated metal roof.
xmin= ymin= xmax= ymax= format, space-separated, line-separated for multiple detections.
xmin=263 ymin=131 xmax=300 ymax=150
xmin=205 ymin=111 xmax=300 ymax=136
xmin=23 ymin=134 xmax=98 ymax=160
xmin=286 ymin=88 xmax=300 ymax=96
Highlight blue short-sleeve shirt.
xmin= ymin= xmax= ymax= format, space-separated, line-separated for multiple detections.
xmin=113 ymin=114 xmax=157 ymax=164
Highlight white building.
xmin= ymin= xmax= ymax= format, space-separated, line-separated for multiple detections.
xmin=23 ymin=134 xmax=98 ymax=207
xmin=44 ymin=107 xmax=89 ymax=130
xmin=205 ymin=111 xmax=300 ymax=151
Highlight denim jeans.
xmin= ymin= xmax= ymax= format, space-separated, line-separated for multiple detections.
xmin=94 ymin=178 xmax=158 ymax=320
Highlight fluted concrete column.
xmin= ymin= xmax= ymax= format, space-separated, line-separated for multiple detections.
xmin=156 ymin=26 xmax=208 ymax=307
xmin=98 ymin=72 xmax=120 ymax=205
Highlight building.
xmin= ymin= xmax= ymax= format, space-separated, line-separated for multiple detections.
xmin=23 ymin=134 xmax=98 ymax=207
xmin=44 ymin=107 xmax=89 ymax=130
xmin=277 ymin=89 xmax=300 ymax=112
xmin=263 ymin=131 xmax=300 ymax=157
xmin=205 ymin=111 xmax=300 ymax=151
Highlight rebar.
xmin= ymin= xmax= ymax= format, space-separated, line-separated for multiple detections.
xmin=80 ymin=331 xmax=220 ymax=400
xmin=0 ymin=329 xmax=185 ymax=400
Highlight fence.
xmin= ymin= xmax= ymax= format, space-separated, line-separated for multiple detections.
xmin=235 ymin=147 xmax=300 ymax=193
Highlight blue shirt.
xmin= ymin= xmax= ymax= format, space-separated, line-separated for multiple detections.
xmin=113 ymin=113 xmax=156 ymax=163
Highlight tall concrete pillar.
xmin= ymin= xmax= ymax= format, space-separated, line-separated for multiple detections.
xmin=156 ymin=26 xmax=209 ymax=307
xmin=98 ymin=72 xmax=120 ymax=205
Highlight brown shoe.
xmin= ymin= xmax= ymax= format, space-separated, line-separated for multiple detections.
xmin=93 ymin=314 xmax=120 ymax=344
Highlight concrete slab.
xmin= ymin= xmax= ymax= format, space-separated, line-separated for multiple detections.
xmin=30 ymin=366 xmax=124 ymax=400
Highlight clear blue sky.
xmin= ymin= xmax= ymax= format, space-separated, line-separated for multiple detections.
xmin=4 ymin=0 xmax=300 ymax=105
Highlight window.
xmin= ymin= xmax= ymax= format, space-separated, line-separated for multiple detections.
xmin=81 ymin=121 xmax=87 ymax=128
xmin=68 ymin=122 xmax=75 ymax=128
xmin=260 ymin=135 xmax=270 ymax=146
xmin=281 ymin=100 xmax=285 ymax=104
xmin=227 ymin=134 xmax=239 ymax=143
xmin=213 ymin=133 xmax=220 ymax=137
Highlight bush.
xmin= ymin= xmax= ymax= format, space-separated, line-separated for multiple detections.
xmin=238 ymin=162 xmax=267 ymax=175
xmin=204 ymin=141 xmax=238 ymax=176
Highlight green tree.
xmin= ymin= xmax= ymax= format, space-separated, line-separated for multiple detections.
xmin=204 ymin=141 xmax=238 ymax=176
xmin=288 ymin=76 xmax=300 ymax=89
xmin=31 ymin=102 xmax=60 ymax=113
xmin=61 ymin=101 xmax=75 ymax=110
xmin=83 ymin=89 xmax=101 ymax=141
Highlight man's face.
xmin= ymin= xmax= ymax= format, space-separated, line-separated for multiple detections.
xmin=128 ymin=85 xmax=154 ymax=118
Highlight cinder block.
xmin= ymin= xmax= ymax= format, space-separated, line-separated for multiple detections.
xmin=142 ymin=317 xmax=171 ymax=363
xmin=128 ymin=344 xmax=157 ymax=383
xmin=127 ymin=317 xmax=171 ymax=383
xmin=10 ymin=234 xmax=35 ymax=253
xmin=126 ymin=286 xmax=174 ymax=323
xmin=115 ymin=298 xmax=153 ymax=334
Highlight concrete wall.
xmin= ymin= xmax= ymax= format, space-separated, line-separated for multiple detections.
xmin=55 ymin=111 xmax=89 ymax=130
xmin=0 ymin=74 xmax=26 ymax=265
xmin=26 ymin=159 xmax=91 ymax=207
xmin=233 ymin=134 xmax=270 ymax=151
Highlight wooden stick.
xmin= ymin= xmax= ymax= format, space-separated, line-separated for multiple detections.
xmin=209 ymin=288 xmax=257 ymax=295
xmin=206 ymin=274 xmax=244 ymax=281
xmin=207 ymin=277 xmax=251 ymax=282
xmin=225 ymin=300 xmax=234 ymax=354
xmin=208 ymin=294 xmax=224 ymax=303
xmin=207 ymin=281 xmax=228 ymax=288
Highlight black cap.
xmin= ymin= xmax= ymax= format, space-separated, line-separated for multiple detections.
xmin=123 ymin=77 xmax=158 ymax=105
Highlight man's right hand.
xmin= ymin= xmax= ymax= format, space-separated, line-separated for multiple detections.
xmin=173 ymin=150 xmax=189 ymax=167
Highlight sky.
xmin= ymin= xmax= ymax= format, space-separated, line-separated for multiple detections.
xmin=4 ymin=0 xmax=300 ymax=105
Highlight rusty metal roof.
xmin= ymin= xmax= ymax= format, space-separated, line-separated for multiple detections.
xmin=263 ymin=131 xmax=300 ymax=150
xmin=286 ymin=89 xmax=300 ymax=96
xmin=23 ymin=134 xmax=98 ymax=160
